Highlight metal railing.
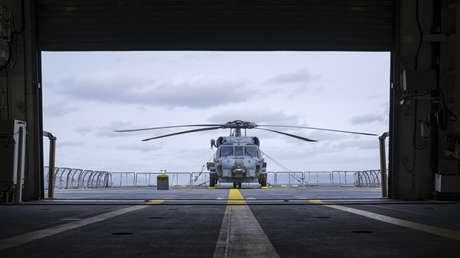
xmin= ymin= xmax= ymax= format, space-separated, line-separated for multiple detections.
xmin=353 ymin=170 xmax=381 ymax=187
xmin=113 ymin=171 xmax=210 ymax=187
xmin=44 ymin=167 xmax=111 ymax=189
xmin=45 ymin=167 xmax=381 ymax=189
xmin=112 ymin=170 xmax=382 ymax=187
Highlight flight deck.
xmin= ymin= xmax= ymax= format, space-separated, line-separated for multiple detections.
xmin=1 ymin=187 xmax=459 ymax=258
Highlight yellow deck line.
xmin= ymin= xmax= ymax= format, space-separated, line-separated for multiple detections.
xmin=213 ymin=189 xmax=279 ymax=258
xmin=227 ymin=189 xmax=246 ymax=205
xmin=0 ymin=200 xmax=164 ymax=250
xmin=309 ymin=199 xmax=460 ymax=241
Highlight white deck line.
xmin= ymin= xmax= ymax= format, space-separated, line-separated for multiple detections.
xmin=0 ymin=200 xmax=164 ymax=250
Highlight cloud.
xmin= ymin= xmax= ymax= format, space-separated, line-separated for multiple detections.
xmin=207 ymin=109 xmax=351 ymax=143
xmin=75 ymin=127 xmax=93 ymax=136
xmin=43 ymin=102 xmax=78 ymax=117
xmin=56 ymin=141 xmax=84 ymax=148
xmin=207 ymin=109 xmax=300 ymax=125
xmin=264 ymin=137 xmax=378 ymax=160
xmin=305 ymin=130 xmax=349 ymax=142
xmin=261 ymin=137 xmax=379 ymax=170
xmin=351 ymin=113 xmax=385 ymax=125
xmin=54 ymin=76 xmax=251 ymax=109
xmin=207 ymin=109 xmax=332 ymax=145
xmin=267 ymin=69 xmax=318 ymax=85
xmin=74 ymin=122 xmax=148 ymax=138
xmin=264 ymin=69 xmax=321 ymax=97
xmin=118 ymin=143 xmax=164 ymax=153
xmin=94 ymin=121 xmax=142 ymax=138
xmin=42 ymin=51 xmax=389 ymax=172
xmin=333 ymin=139 xmax=378 ymax=150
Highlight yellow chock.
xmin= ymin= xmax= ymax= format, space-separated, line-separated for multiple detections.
xmin=261 ymin=186 xmax=269 ymax=189
xmin=208 ymin=186 xmax=216 ymax=189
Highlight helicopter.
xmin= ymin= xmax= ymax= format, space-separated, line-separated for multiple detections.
xmin=115 ymin=120 xmax=377 ymax=189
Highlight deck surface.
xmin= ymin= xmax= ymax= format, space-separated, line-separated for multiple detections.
xmin=1 ymin=187 xmax=459 ymax=257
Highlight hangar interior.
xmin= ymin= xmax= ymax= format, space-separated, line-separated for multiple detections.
xmin=0 ymin=0 xmax=460 ymax=257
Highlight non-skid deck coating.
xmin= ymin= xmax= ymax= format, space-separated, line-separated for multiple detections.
xmin=0 ymin=187 xmax=459 ymax=258
xmin=51 ymin=186 xmax=382 ymax=200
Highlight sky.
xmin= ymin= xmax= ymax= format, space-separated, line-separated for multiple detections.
xmin=42 ymin=51 xmax=390 ymax=172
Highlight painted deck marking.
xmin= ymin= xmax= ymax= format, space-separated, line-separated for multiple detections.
xmin=0 ymin=200 xmax=164 ymax=250
xmin=214 ymin=189 xmax=279 ymax=258
xmin=309 ymin=199 xmax=460 ymax=241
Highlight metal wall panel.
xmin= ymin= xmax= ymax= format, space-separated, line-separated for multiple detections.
xmin=38 ymin=0 xmax=393 ymax=51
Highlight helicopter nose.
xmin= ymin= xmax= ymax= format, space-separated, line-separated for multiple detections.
xmin=234 ymin=159 xmax=244 ymax=168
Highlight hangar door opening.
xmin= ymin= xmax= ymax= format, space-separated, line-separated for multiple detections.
xmin=42 ymin=51 xmax=390 ymax=200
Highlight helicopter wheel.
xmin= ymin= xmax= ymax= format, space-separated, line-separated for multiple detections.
xmin=210 ymin=174 xmax=217 ymax=187
xmin=259 ymin=174 xmax=267 ymax=187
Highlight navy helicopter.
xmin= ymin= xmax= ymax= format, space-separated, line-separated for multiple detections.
xmin=115 ymin=120 xmax=377 ymax=188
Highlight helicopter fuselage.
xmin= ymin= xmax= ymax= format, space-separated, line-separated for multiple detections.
xmin=207 ymin=135 xmax=267 ymax=188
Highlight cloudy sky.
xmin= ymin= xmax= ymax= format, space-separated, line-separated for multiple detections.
xmin=42 ymin=51 xmax=390 ymax=172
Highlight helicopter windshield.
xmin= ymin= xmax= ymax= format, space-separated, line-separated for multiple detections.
xmin=235 ymin=146 xmax=244 ymax=156
xmin=220 ymin=146 xmax=233 ymax=157
xmin=245 ymin=146 xmax=259 ymax=158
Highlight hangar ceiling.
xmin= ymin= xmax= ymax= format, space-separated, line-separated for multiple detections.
xmin=38 ymin=0 xmax=393 ymax=51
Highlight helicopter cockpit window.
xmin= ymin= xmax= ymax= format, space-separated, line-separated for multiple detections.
xmin=220 ymin=146 xmax=233 ymax=157
xmin=234 ymin=146 xmax=244 ymax=156
xmin=245 ymin=146 xmax=259 ymax=158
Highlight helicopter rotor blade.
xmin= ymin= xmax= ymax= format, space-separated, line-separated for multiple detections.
xmin=114 ymin=124 xmax=224 ymax=133
xmin=142 ymin=126 xmax=223 ymax=141
xmin=257 ymin=125 xmax=377 ymax=136
xmin=255 ymin=128 xmax=317 ymax=142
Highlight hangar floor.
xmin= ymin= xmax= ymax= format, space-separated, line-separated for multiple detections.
xmin=0 ymin=187 xmax=459 ymax=257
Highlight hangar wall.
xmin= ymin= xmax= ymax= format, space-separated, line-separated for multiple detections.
xmin=391 ymin=0 xmax=459 ymax=199
xmin=0 ymin=0 xmax=458 ymax=200
xmin=0 ymin=0 xmax=42 ymax=200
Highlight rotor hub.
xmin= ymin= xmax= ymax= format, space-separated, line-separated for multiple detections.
xmin=224 ymin=120 xmax=257 ymax=129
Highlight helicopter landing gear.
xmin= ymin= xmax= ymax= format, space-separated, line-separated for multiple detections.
xmin=259 ymin=174 xmax=267 ymax=187
xmin=210 ymin=174 xmax=218 ymax=187
xmin=233 ymin=182 xmax=242 ymax=189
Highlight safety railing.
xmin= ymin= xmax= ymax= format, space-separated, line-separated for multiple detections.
xmin=110 ymin=170 xmax=381 ymax=187
xmin=115 ymin=171 xmax=210 ymax=187
xmin=353 ymin=170 xmax=381 ymax=187
xmin=45 ymin=167 xmax=381 ymax=189
xmin=268 ymin=171 xmax=358 ymax=186
xmin=44 ymin=167 xmax=111 ymax=189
